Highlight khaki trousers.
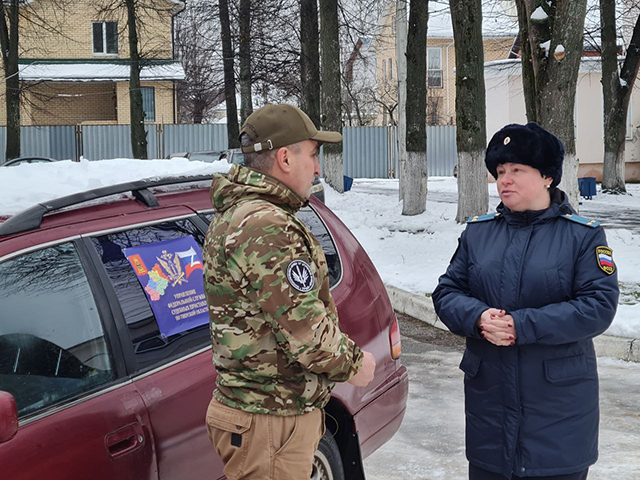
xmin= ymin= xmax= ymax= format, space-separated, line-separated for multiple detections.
xmin=206 ymin=397 xmax=325 ymax=480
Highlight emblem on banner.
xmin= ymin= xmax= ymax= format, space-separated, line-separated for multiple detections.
xmin=595 ymin=246 xmax=615 ymax=275
xmin=157 ymin=250 xmax=187 ymax=286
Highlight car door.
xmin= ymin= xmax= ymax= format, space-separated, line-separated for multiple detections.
xmin=0 ymin=241 xmax=157 ymax=480
xmin=84 ymin=216 xmax=225 ymax=479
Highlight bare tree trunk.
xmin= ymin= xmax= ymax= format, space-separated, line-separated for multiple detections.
xmin=515 ymin=0 xmax=537 ymax=122
xmin=220 ymin=0 xmax=240 ymax=148
xmin=450 ymin=0 xmax=489 ymax=223
xmin=395 ymin=0 xmax=407 ymax=199
xmin=600 ymin=0 xmax=640 ymax=193
xmin=239 ymin=0 xmax=253 ymax=125
xmin=126 ymin=0 xmax=147 ymax=159
xmin=403 ymin=0 xmax=427 ymax=215
xmin=0 ymin=0 xmax=20 ymax=161
xmin=320 ymin=0 xmax=343 ymax=193
xmin=517 ymin=0 xmax=587 ymax=210
xmin=300 ymin=0 xmax=320 ymax=127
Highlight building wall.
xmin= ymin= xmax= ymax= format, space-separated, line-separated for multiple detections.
xmin=486 ymin=66 xmax=640 ymax=182
xmin=374 ymin=3 xmax=514 ymax=126
xmin=19 ymin=83 xmax=118 ymax=126
xmin=18 ymin=0 xmax=175 ymax=60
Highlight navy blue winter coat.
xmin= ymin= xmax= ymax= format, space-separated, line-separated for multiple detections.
xmin=432 ymin=191 xmax=619 ymax=478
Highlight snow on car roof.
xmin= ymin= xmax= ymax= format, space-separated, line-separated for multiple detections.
xmin=0 ymin=158 xmax=231 ymax=218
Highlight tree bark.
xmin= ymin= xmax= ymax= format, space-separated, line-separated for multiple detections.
xmin=300 ymin=0 xmax=320 ymax=127
xmin=403 ymin=0 xmax=428 ymax=215
xmin=219 ymin=0 xmax=240 ymax=148
xmin=126 ymin=0 xmax=147 ymax=159
xmin=238 ymin=0 xmax=253 ymax=125
xmin=600 ymin=0 xmax=640 ymax=193
xmin=0 ymin=0 xmax=20 ymax=161
xmin=450 ymin=0 xmax=489 ymax=223
xmin=395 ymin=0 xmax=407 ymax=198
xmin=517 ymin=0 xmax=587 ymax=210
xmin=320 ymin=0 xmax=343 ymax=192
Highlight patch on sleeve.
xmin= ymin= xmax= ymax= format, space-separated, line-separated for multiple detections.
xmin=287 ymin=260 xmax=315 ymax=292
xmin=596 ymin=246 xmax=615 ymax=275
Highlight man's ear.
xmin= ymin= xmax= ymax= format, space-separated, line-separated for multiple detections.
xmin=275 ymin=147 xmax=292 ymax=174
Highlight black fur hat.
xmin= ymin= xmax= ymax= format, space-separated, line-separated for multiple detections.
xmin=485 ymin=122 xmax=564 ymax=187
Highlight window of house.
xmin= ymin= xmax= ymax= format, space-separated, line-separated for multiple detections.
xmin=428 ymin=47 xmax=443 ymax=88
xmin=91 ymin=219 xmax=209 ymax=372
xmin=141 ymin=87 xmax=156 ymax=122
xmin=382 ymin=59 xmax=387 ymax=82
xmin=388 ymin=58 xmax=393 ymax=81
xmin=92 ymin=21 xmax=118 ymax=55
xmin=0 ymin=244 xmax=116 ymax=419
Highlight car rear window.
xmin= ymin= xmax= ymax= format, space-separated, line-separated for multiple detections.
xmin=0 ymin=243 xmax=116 ymax=418
xmin=200 ymin=206 xmax=342 ymax=287
xmin=90 ymin=219 xmax=210 ymax=372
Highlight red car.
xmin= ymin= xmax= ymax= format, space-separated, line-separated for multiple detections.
xmin=0 ymin=174 xmax=408 ymax=479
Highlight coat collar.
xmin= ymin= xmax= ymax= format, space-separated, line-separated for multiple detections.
xmin=496 ymin=188 xmax=573 ymax=226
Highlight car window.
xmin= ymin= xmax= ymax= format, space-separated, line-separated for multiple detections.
xmin=0 ymin=243 xmax=116 ymax=419
xmin=90 ymin=219 xmax=210 ymax=372
xmin=200 ymin=207 xmax=342 ymax=287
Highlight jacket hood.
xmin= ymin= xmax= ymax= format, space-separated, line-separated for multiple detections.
xmin=210 ymin=164 xmax=307 ymax=213
xmin=496 ymin=188 xmax=574 ymax=226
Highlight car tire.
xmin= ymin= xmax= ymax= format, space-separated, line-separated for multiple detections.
xmin=311 ymin=431 xmax=344 ymax=480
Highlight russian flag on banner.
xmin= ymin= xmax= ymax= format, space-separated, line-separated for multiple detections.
xmin=598 ymin=253 xmax=613 ymax=267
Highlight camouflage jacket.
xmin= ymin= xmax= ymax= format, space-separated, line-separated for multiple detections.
xmin=203 ymin=164 xmax=364 ymax=415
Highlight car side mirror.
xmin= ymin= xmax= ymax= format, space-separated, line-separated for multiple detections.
xmin=0 ymin=391 xmax=18 ymax=443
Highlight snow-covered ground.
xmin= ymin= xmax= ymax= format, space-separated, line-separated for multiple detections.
xmin=0 ymin=158 xmax=638 ymax=338
xmin=324 ymin=178 xmax=640 ymax=340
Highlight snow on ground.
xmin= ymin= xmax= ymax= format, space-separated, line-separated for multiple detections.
xmin=325 ymin=178 xmax=640 ymax=339
xmin=0 ymin=160 xmax=638 ymax=338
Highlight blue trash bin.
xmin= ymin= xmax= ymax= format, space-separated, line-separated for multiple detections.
xmin=578 ymin=177 xmax=596 ymax=200
xmin=343 ymin=175 xmax=354 ymax=192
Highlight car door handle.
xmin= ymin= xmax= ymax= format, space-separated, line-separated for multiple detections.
xmin=105 ymin=422 xmax=145 ymax=459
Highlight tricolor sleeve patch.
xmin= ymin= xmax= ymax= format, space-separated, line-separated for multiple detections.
xmin=596 ymin=246 xmax=615 ymax=275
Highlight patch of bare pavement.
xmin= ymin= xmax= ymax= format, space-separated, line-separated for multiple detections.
xmin=363 ymin=313 xmax=640 ymax=480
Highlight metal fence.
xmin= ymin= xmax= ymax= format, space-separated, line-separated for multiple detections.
xmin=0 ymin=124 xmax=458 ymax=178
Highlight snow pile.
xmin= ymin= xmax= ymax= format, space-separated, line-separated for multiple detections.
xmin=531 ymin=6 xmax=548 ymax=20
xmin=326 ymin=178 xmax=640 ymax=339
xmin=0 ymin=158 xmax=231 ymax=216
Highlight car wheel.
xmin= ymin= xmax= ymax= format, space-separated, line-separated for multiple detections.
xmin=310 ymin=431 xmax=344 ymax=480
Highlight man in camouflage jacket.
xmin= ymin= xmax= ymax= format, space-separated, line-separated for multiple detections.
xmin=203 ymin=104 xmax=376 ymax=480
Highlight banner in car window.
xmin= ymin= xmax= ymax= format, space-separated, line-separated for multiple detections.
xmin=124 ymin=236 xmax=208 ymax=337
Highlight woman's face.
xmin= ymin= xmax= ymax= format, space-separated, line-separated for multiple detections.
xmin=496 ymin=162 xmax=552 ymax=212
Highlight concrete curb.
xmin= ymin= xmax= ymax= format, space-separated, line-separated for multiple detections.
xmin=385 ymin=285 xmax=640 ymax=363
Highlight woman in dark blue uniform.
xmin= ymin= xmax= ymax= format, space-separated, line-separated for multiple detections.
xmin=432 ymin=123 xmax=619 ymax=480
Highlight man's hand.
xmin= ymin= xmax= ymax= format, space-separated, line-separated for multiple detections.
xmin=348 ymin=351 xmax=376 ymax=387
xmin=477 ymin=309 xmax=516 ymax=347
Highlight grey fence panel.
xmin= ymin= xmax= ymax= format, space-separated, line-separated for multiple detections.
xmin=163 ymin=124 xmax=228 ymax=157
xmin=21 ymin=126 xmax=76 ymax=160
xmin=82 ymin=125 xmax=158 ymax=160
xmin=0 ymin=128 xmax=5 ymax=164
xmin=427 ymin=126 xmax=457 ymax=176
xmin=343 ymin=126 xmax=390 ymax=178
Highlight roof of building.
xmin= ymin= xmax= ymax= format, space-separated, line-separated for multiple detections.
xmin=17 ymin=59 xmax=185 ymax=82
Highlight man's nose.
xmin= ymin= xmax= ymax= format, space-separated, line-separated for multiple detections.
xmin=314 ymin=157 xmax=321 ymax=176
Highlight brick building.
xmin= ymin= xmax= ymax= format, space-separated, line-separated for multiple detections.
xmin=0 ymin=0 xmax=185 ymax=126
xmin=374 ymin=1 xmax=517 ymax=126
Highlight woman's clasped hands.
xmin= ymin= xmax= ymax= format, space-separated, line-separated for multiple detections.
xmin=477 ymin=308 xmax=516 ymax=346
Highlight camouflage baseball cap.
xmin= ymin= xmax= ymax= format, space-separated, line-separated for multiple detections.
xmin=239 ymin=104 xmax=342 ymax=154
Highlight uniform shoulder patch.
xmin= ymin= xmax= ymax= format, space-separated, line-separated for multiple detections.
xmin=561 ymin=213 xmax=600 ymax=228
xmin=287 ymin=260 xmax=315 ymax=292
xmin=467 ymin=212 xmax=501 ymax=223
xmin=596 ymin=246 xmax=615 ymax=275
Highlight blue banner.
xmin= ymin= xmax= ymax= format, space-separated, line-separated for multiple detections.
xmin=124 ymin=236 xmax=208 ymax=337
